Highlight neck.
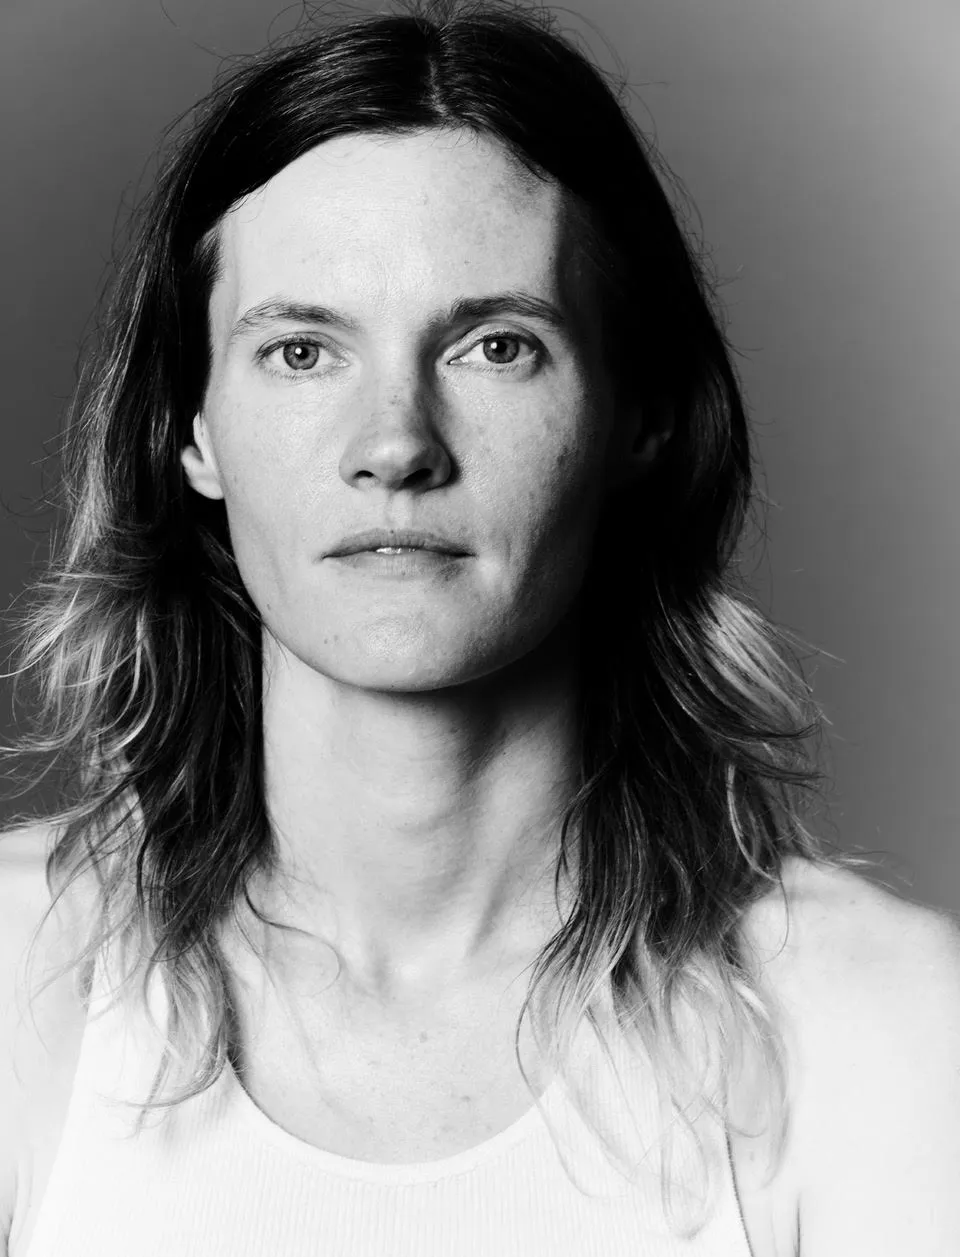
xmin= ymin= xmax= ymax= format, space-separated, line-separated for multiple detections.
xmin=252 ymin=617 xmax=582 ymax=1004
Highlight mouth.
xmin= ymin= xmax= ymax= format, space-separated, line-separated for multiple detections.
xmin=325 ymin=529 xmax=470 ymax=559
xmin=327 ymin=546 xmax=469 ymax=577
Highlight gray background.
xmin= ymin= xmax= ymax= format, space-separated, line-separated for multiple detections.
xmin=1 ymin=0 xmax=957 ymax=914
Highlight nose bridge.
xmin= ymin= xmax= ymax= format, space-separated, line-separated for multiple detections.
xmin=339 ymin=352 xmax=450 ymax=491
xmin=379 ymin=356 xmax=422 ymax=420
xmin=365 ymin=350 xmax=433 ymax=440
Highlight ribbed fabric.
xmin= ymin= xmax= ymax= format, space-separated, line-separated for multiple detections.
xmin=19 ymin=944 xmax=754 ymax=1257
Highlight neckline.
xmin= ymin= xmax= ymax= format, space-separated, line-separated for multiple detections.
xmin=222 ymin=1054 xmax=565 ymax=1184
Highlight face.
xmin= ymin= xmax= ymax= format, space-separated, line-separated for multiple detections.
xmin=182 ymin=128 xmax=653 ymax=691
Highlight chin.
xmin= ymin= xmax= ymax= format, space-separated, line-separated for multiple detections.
xmin=264 ymin=605 xmax=564 ymax=695
xmin=277 ymin=624 xmax=493 ymax=693
xmin=331 ymin=645 xmax=508 ymax=693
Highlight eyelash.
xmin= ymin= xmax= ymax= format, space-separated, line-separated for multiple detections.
xmin=256 ymin=331 xmax=543 ymax=377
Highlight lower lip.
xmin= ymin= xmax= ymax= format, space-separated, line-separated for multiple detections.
xmin=328 ymin=548 xmax=469 ymax=576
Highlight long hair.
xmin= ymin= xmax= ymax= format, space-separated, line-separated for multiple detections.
xmin=7 ymin=0 xmax=847 ymax=1233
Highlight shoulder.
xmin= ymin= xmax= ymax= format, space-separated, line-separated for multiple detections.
xmin=0 ymin=823 xmax=57 ymax=940
xmin=0 ymin=820 xmax=95 ymax=1034
xmin=0 ymin=822 xmax=65 ymax=1034
xmin=740 ymin=854 xmax=960 ymax=1022
xmin=738 ymin=854 xmax=954 ymax=990
xmin=740 ymin=856 xmax=960 ymax=1255
xmin=0 ymin=823 xmax=87 ymax=1247
xmin=0 ymin=822 xmax=88 ymax=995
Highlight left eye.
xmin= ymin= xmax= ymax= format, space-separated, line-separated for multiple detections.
xmin=456 ymin=334 xmax=539 ymax=368
xmin=277 ymin=341 xmax=323 ymax=371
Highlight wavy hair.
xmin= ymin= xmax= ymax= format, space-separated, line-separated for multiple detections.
xmin=6 ymin=0 xmax=848 ymax=1234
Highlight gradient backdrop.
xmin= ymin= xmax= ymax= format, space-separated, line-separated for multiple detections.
xmin=1 ymin=0 xmax=957 ymax=915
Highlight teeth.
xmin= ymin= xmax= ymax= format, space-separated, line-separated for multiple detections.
xmin=375 ymin=546 xmax=417 ymax=554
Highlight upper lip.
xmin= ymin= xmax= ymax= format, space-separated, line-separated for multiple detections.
xmin=325 ymin=528 xmax=470 ymax=557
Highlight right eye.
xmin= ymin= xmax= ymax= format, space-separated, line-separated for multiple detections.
xmin=258 ymin=337 xmax=331 ymax=375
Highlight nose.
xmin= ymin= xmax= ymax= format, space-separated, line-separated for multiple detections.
xmin=338 ymin=371 xmax=453 ymax=493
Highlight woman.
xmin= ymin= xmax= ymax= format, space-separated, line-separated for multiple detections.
xmin=2 ymin=1 xmax=958 ymax=1253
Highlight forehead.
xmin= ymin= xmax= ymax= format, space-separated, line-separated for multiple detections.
xmin=209 ymin=128 xmax=585 ymax=329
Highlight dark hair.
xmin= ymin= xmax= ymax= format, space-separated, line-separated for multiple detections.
xmin=11 ymin=0 xmax=846 ymax=1233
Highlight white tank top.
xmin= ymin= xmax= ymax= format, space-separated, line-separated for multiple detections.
xmin=16 ymin=943 xmax=754 ymax=1256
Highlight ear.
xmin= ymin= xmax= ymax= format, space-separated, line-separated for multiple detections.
xmin=181 ymin=414 xmax=225 ymax=501
xmin=602 ymin=402 xmax=674 ymax=495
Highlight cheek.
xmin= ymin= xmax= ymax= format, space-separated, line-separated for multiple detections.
xmin=210 ymin=391 xmax=325 ymax=509
xmin=478 ymin=420 xmax=610 ymax=624
xmin=205 ymin=400 xmax=328 ymax=589
xmin=516 ymin=426 xmax=610 ymax=545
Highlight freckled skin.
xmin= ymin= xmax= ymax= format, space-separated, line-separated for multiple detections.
xmin=183 ymin=128 xmax=631 ymax=693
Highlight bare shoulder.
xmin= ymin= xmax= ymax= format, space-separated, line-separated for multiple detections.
xmin=0 ymin=822 xmax=82 ymax=1249
xmin=740 ymin=854 xmax=960 ymax=1020
xmin=740 ymin=856 xmax=960 ymax=1256
xmin=0 ymin=821 xmax=88 ymax=993
xmin=0 ymin=823 xmax=58 ymax=940
xmin=742 ymin=853 xmax=958 ymax=972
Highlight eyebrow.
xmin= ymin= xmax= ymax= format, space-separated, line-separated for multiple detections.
xmin=228 ymin=291 xmax=569 ymax=344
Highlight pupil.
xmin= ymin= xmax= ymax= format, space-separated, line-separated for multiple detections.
xmin=282 ymin=342 xmax=318 ymax=370
xmin=485 ymin=337 xmax=518 ymax=364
